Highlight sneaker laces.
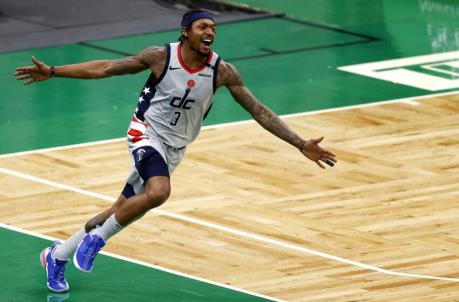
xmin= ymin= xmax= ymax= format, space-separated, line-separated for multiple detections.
xmin=84 ymin=235 xmax=102 ymax=258
xmin=53 ymin=260 xmax=66 ymax=281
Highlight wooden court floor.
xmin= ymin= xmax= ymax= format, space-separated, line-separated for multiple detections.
xmin=0 ymin=93 xmax=458 ymax=301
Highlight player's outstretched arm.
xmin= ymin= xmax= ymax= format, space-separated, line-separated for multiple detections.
xmin=219 ymin=61 xmax=337 ymax=169
xmin=14 ymin=46 xmax=165 ymax=85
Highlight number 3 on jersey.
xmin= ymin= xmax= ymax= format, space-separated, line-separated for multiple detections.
xmin=170 ymin=112 xmax=181 ymax=126
xmin=169 ymin=88 xmax=194 ymax=126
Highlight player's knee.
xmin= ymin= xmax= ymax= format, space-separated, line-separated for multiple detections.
xmin=145 ymin=186 xmax=170 ymax=208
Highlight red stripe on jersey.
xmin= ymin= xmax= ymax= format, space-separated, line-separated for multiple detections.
xmin=128 ymin=129 xmax=144 ymax=137
xmin=132 ymin=116 xmax=148 ymax=127
xmin=132 ymin=136 xmax=148 ymax=143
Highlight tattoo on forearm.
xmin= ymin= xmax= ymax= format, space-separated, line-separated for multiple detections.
xmin=256 ymin=105 xmax=303 ymax=150
xmin=231 ymin=86 xmax=303 ymax=149
xmin=105 ymin=46 xmax=163 ymax=76
xmin=106 ymin=57 xmax=146 ymax=75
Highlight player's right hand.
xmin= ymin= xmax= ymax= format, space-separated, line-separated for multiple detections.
xmin=15 ymin=56 xmax=52 ymax=85
xmin=301 ymin=137 xmax=337 ymax=169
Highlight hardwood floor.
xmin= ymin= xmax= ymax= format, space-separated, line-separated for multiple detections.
xmin=1 ymin=94 xmax=458 ymax=301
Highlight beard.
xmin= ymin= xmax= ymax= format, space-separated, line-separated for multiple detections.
xmin=193 ymin=44 xmax=210 ymax=57
xmin=187 ymin=38 xmax=211 ymax=57
xmin=197 ymin=49 xmax=210 ymax=57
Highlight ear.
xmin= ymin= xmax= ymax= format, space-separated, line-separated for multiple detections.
xmin=181 ymin=28 xmax=189 ymax=38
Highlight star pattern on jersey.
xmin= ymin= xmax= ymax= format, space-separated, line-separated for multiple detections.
xmin=134 ymin=86 xmax=153 ymax=121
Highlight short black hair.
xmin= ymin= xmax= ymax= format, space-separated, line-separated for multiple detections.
xmin=178 ymin=9 xmax=212 ymax=42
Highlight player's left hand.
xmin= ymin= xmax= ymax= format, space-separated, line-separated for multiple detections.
xmin=14 ymin=56 xmax=52 ymax=85
xmin=301 ymin=137 xmax=337 ymax=169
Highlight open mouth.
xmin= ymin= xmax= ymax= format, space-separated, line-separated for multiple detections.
xmin=201 ymin=38 xmax=213 ymax=46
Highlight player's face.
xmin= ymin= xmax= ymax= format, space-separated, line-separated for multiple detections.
xmin=184 ymin=19 xmax=216 ymax=56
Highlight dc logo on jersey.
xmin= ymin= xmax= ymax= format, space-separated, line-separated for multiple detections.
xmin=187 ymin=80 xmax=195 ymax=88
xmin=170 ymin=87 xmax=195 ymax=109
xmin=136 ymin=148 xmax=146 ymax=161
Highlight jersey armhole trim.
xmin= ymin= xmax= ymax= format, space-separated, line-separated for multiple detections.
xmin=212 ymin=56 xmax=222 ymax=94
xmin=155 ymin=43 xmax=171 ymax=85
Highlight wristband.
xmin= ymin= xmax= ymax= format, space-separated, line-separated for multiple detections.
xmin=299 ymin=140 xmax=306 ymax=151
xmin=50 ymin=66 xmax=55 ymax=78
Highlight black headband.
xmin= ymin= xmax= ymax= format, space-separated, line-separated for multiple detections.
xmin=181 ymin=11 xmax=215 ymax=28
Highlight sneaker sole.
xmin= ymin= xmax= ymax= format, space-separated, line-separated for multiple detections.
xmin=40 ymin=247 xmax=69 ymax=293
xmin=47 ymin=283 xmax=69 ymax=293
xmin=73 ymin=238 xmax=92 ymax=273
xmin=40 ymin=248 xmax=48 ymax=268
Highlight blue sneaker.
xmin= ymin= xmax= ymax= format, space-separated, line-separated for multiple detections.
xmin=40 ymin=241 xmax=69 ymax=293
xmin=73 ymin=232 xmax=105 ymax=273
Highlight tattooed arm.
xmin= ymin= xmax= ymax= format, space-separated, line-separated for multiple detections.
xmin=14 ymin=46 xmax=165 ymax=84
xmin=218 ymin=61 xmax=337 ymax=168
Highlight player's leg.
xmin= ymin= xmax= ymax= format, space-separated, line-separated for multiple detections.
xmin=78 ymin=178 xmax=166 ymax=235
xmin=73 ymin=176 xmax=170 ymax=273
xmin=84 ymin=190 xmax=131 ymax=232
xmin=40 ymin=190 xmax=130 ymax=292
xmin=51 ymin=190 xmax=129 ymax=261
xmin=113 ymin=175 xmax=170 ymax=225
xmin=74 ymin=146 xmax=171 ymax=273
xmin=82 ymin=176 xmax=170 ymax=245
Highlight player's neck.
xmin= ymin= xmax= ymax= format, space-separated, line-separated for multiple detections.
xmin=180 ymin=42 xmax=208 ymax=69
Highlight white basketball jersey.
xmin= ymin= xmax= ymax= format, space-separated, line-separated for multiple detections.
xmin=127 ymin=42 xmax=221 ymax=149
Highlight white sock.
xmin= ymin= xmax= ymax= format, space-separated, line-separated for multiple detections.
xmin=92 ymin=214 xmax=124 ymax=242
xmin=52 ymin=227 xmax=86 ymax=261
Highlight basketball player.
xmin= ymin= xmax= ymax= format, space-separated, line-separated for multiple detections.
xmin=15 ymin=9 xmax=337 ymax=293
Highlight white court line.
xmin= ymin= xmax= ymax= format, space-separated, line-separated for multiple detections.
xmin=400 ymin=100 xmax=420 ymax=106
xmin=1 ymin=167 xmax=459 ymax=283
xmin=1 ymin=89 xmax=458 ymax=159
xmin=0 ymin=223 xmax=284 ymax=302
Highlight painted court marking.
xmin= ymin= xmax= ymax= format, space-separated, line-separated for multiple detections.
xmin=339 ymin=51 xmax=459 ymax=91
xmin=0 ymin=223 xmax=283 ymax=302
xmin=1 ymin=90 xmax=459 ymax=284
xmin=400 ymin=100 xmax=421 ymax=106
